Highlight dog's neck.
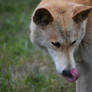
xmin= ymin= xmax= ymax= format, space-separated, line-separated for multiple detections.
xmin=75 ymin=42 xmax=92 ymax=92
xmin=73 ymin=0 xmax=92 ymax=90
xmin=75 ymin=11 xmax=92 ymax=91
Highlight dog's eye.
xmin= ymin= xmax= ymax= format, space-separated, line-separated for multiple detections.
xmin=70 ymin=40 xmax=76 ymax=45
xmin=51 ymin=42 xmax=61 ymax=48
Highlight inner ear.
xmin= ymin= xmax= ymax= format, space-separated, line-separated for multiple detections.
xmin=33 ymin=8 xmax=53 ymax=26
xmin=72 ymin=6 xmax=92 ymax=23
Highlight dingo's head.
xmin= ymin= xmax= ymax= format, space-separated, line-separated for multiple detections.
xmin=30 ymin=0 xmax=92 ymax=82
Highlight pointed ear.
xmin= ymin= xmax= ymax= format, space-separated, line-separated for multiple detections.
xmin=72 ymin=6 xmax=92 ymax=23
xmin=33 ymin=8 xmax=53 ymax=26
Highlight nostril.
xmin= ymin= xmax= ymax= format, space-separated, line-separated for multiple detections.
xmin=62 ymin=70 xmax=73 ymax=78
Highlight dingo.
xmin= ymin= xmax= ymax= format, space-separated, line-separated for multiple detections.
xmin=30 ymin=0 xmax=92 ymax=82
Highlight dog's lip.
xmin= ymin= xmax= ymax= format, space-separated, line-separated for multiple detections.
xmin=63 ymin=75 xmax=79 ymax=82
xmin=62 ymin=69 xmax=80 ymax=82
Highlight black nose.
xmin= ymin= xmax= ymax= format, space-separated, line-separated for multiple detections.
xmin=62 ymin=70 xmax=73 ymax=78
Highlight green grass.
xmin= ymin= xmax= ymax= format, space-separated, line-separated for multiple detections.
xmin=0 ymin=0 xmax=75 ymax=92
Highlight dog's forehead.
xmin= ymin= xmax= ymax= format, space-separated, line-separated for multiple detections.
xmin=39 ymin=0 xmax=72 ymax=14
xmin=38 ymin=0 xmax=78 ymax=41
xmin=38 ymin=0 xmax=74 ymax=26
xmin=47 ymin=23 xmax=76 ymax=44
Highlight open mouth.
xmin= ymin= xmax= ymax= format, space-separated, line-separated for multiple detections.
xmin=62 ymin=69 xmax=80 ymax=82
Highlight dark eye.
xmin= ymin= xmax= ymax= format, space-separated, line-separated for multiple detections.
xmin=70 ymin=40 xmax=76 ymax=45
xmin=51 ymin=42 xmax=61 ymax=48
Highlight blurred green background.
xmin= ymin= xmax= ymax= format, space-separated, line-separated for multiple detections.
xmin=0 ymin=0 xmax=75 ymax=92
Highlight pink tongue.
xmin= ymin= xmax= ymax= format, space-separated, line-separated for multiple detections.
xmin=71 ymin=68 xmax=80 ymax=80
xmin=63 ymin=68 xmax=80 ymax=82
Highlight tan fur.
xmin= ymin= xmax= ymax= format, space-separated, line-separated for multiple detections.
xmin=30 ymin=0 xmax=92 ymax=77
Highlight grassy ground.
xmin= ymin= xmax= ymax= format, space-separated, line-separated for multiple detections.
xmin=0 ymin=0 xmax=75 ymax=92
